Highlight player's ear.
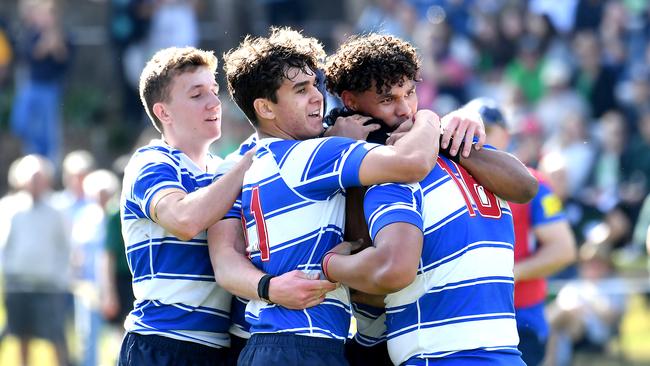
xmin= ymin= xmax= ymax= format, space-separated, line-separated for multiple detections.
xmin=340 ymin=90 xmax=357 ymax=111
xmin=253 ymin=98 xmax=275 ymax=121
xmin=153 ymin=102 xmax=172 ymax=125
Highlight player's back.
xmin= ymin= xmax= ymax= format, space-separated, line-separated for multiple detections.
xmin=384 ymin=155 xmax=523 ymax=365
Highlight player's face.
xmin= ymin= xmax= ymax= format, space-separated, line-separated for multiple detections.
xmin=350 ymin=77 xmax=418 ymax=129
xmin=271 ymin=67 xmax=324 ymax=140
xmin=164 ymin=67 xmax=222 ymax=143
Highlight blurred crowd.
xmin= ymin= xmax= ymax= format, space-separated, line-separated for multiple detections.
xmin=1 ymin=0 xmax=650 ymax=365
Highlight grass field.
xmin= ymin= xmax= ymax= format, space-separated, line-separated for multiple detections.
xmin=0 ymin=294 xmax=649 ymax=365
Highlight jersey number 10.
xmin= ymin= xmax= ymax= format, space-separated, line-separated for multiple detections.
xmin=438 ymin=159 xmax=502 ymax=219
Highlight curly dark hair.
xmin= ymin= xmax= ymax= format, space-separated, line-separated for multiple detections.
xmin=325 ymin=34 xmax=421 ymax=97
xmin=223 ymin=27 xmax=326 ymax=125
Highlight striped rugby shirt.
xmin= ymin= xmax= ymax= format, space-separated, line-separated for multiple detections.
xmin=363 ymin=154 xmax=525 ymax=365
xmin=240 ymin=136 xmax=378 ymax=341
xmin=120 ymin=139 xmax=232 ymax=348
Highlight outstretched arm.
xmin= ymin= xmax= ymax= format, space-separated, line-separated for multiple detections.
xmin=150 ymin=151 xmax=253 ymax=240
xmin=208 ymin=218 xmax=337 ymax=309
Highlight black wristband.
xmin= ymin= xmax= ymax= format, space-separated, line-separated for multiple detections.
xmin=257 ymin=274 xmax=275 ymax=304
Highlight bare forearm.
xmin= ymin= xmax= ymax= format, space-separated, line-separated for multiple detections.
xmin=460 ymin=149 xmax=538 ymax=203
xmin=392 ymin=118 xmax=439 ymax=180
xmin=212 ymin=246 xmax=264 ymax=300
xmin=327 ymin=247 xmax=408 ymax=295
xmin=159 ymin=159 xmax=249 ymax=239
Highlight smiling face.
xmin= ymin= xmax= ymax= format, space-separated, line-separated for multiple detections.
xmin=343 ymin=77 xmax=418 ymax=129
xmin=265 ymin=67 xmax=324 ymax=140
xmin=157 ymin=66 xmax=222 ymax=145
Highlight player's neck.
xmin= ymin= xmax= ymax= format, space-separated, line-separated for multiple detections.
xmin=256 ymin=120 xmax=301 ymax=140
xmin=162 ymin=134 xmax=210 ymax=170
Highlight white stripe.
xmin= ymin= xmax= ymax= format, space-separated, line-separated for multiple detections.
xmin=387 ymin=318 xmax=519 ymax=365
xmin=385 ymin=246 xmax=514 ymax=308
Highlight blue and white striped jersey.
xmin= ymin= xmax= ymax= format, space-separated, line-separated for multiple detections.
xmin=219 ymin=133 xmax=258 ymax=340
xmin=241 ymin=136 xmax=378 ymax=341
xmin=364 ymin=155 xmax=523 ymax=365
xmin=120 ymin=139 xmax=232 ymax=348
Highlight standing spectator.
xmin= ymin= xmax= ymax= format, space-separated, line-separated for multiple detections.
xmin=0 ymin=154 xmax=71 ymax=366
xmin=71 ymin=169 xmax=120 ymax=366
xmin=109 ymin=0 xmax=153 ymax=127
xmin=9 ymin=0 xmax=72 ymax=166
xmin=573 ymin=31 xmax=620 ymax=119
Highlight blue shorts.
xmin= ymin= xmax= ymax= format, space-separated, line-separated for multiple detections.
xmin=226 ymin=334 xmax=248 ymax=366
xmin=118 ymin=332 xmax=228 ymax=366
xmin=517 ymin=327 xmax=546 ymax=366
xmin=238 ymin=333 xmax=348 ymax=366
xmin=345 ymin=338 xmax=392 ymax=366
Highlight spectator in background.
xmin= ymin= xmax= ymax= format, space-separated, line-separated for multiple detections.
xmin=470 ymin=98 xmax=577 ymax=366
xmin=534 ymin=58 xmax=590 ymax=142
xmin=71 ymin=169 xmax=120 ymax=366
xmin=356 ymin=0 xmax=414 ymax=40
xmin=9 ymin=0 xmax=72 ymax=166
xmin=148 ymin=0 xmax=200 ymax=52
xmin=545 ymin=243 xmax=627 ymax=366
xmin=578 ymin=111 xmax=631 ymax=250
xmin=52 ymin=150 xmax=96 ymax=225
xmin=505 ymin=35 xmax=547 ymax=104
xmin=108 ymin=0 xmax=153 ymax=128
xmin=100 ymin=156 xmax=134 ymax=365
xmin=0 ymin=154 xmax=71 ymax=366
xmin=573 ymin=31 xmax=620 ymax=120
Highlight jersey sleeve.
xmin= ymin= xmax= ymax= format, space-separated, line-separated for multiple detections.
xmin=530 ymin=180 xmax=566 ymax=227
xmin=216 ymin=135 xmax=257 ymax=220
xmin=129 ymin=151 xmax=185 ymax=221
xmin=279 ymin=137 xmax=379 ymax=200
xmin=363 ymin=183 xmax=424 ymax=241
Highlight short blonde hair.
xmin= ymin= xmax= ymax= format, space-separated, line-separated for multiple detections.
xmin=139 ymin=47 xmax=218 ymax=133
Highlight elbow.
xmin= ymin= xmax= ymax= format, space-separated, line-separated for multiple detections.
xmin=402 ymin=152 xmax=436 ymax=182
xmin=510 ymin=173 xmax=539 ymax=204
xmin=373 ymin=264 xmax=417 ymax=294
xmin=174 ymin=217 xmax=202 ymax=241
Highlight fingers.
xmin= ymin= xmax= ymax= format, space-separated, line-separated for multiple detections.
xmin=448 ymin=118 xmax=468 ymax=156
xmin=386 ymin=132 xmax=406 ymax=145
xmin=461 ymin=123 xmax=475 ymax=158
xmin=440 ymin=115 xmax=458 ymax=150
xmin=365 ymin=123 xmax=381 ymax=132
xmin=474 ymin=126 xmax=486 ymax=151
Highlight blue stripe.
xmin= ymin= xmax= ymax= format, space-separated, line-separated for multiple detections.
xmin=242 ymin=173 xmax=281 ymax=191
xmin=278 ymin=141 xmax=301 ymax=169
xmin=301 ymin=139 xmax=327 ymax=181
xmin=419 ymin=241 xmax=513 ymax=275
xmin=385 ymin=281 xmax=515 ymax=338
xmin=128 ymin=240 xmax=213 ymax=280
xmin=131 ymin=300 xmax=230 ymax=334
